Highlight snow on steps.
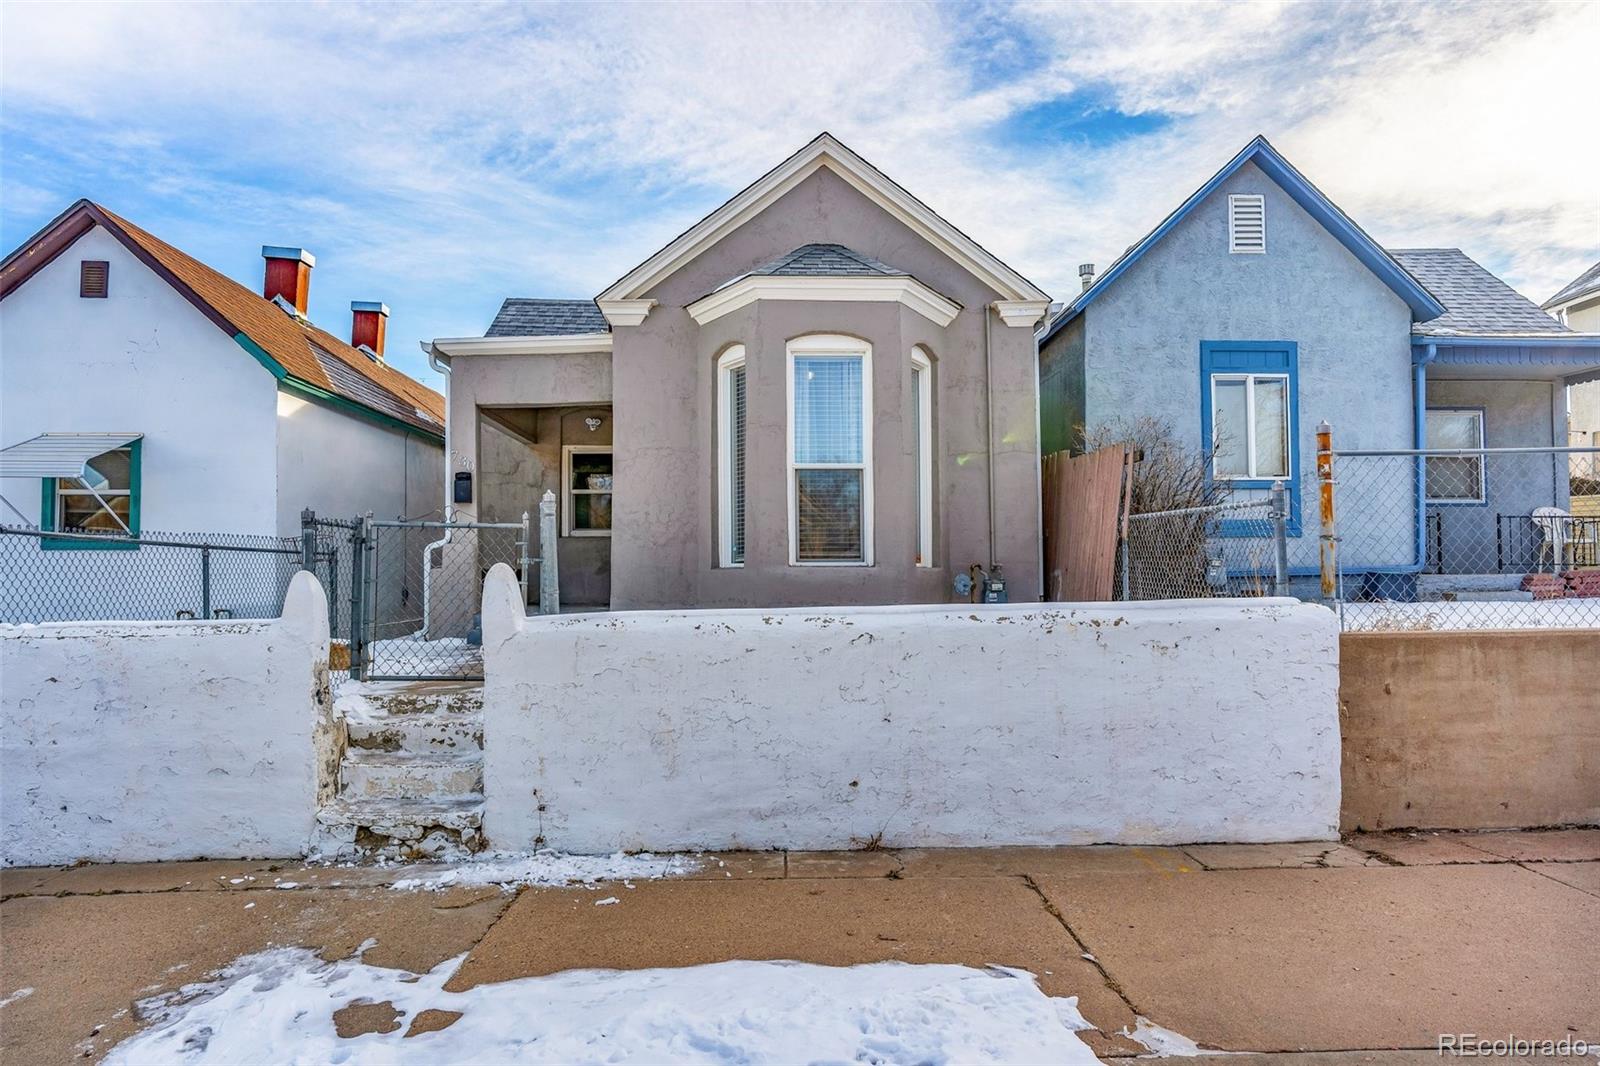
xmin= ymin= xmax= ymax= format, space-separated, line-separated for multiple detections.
xmin=317 ymin=681 xmax=487 ymax=861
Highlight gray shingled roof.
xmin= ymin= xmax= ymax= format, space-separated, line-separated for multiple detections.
xmin=745 ymin=243 xmax=909 ymax=279
xmin=1543 ymin=260 xmax=1600 ymax=310
xmin=1390 ymin=249 xmax=1570 ymax=337
xmin=485 ymin=298 xmax=608 ymax=337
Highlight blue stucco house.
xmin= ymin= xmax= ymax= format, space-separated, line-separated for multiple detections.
xmin=1037 ymin=136 xmax=1600 ymax=596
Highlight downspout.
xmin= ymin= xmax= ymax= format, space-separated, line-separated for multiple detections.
xmin=984 ymin=304 xmax=998 ymax=570
xmin=1414 ymin=343 xmax=1436 ymax=572
xmin=423 ymin=342 xmax=455 ymax=636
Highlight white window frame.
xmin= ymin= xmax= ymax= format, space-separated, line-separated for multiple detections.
xmin=561 ymin=444 xmax=613 ymax=537
xmin=717 ymin=345 xmax=747 ymax=568
xmin=1424 ymin=407 xmax=1487 ymax=504
xmin=786 ymin=334 xmax=873 ymax=566
xmin=1228 ymin=194 xmax=1266 ymax=254
xmin=1209 ymin=372 xmax=1291 ymax=481
xmin=911 ymin=346 xmax=934 ymax=567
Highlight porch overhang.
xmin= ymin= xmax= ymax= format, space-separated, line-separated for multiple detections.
xmin=1411 ymin=334 xmax=1600 ymax=385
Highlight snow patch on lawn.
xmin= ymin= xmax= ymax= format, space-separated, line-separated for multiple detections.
xmin=388 ymin=850 xmax=698 ymax=891
xmin=105 ymin=950 xmax=1102 ymax=1064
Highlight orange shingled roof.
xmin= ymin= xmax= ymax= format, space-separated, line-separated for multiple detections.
xmin=0 ymin=200 xmax=444 ymax=435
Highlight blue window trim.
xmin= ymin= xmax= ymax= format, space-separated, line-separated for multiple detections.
xmin=1422 ymin=405 xmax=1489 ymax=508
xmin=1199 ymin=341 xmax=1302 ymax=537
xmin=40 ymin=439 xmax=142 ymax=551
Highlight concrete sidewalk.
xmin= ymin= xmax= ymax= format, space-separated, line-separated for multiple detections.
xmin=3 ymin=829 xmax=1596 ymax=1063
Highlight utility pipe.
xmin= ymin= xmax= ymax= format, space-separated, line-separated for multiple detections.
xmin=422 ymin=342 xmax=456 ymax=637
xmin=983 ymin=305 xmax=997 ymax=570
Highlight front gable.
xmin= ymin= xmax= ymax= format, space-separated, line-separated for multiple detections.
xmin=599 ymin=134 xmax=1048 ymax=325
xmin=1040 ymin=136 xmax=1444 ymax=346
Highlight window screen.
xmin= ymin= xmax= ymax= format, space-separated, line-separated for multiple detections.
xmin=793 ymin=354 xmax=865 ymax=562
xmin=730 ymin=365 xmax=746 ymax=563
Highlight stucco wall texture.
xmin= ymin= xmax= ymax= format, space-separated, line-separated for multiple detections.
xmin=478 ymin=565 xmax=1341 ymax=852
xmin=457 ymin=165 xmax=1042 ymax=610
xmin=0 ymin=572 xmax=336 ymax=866
xmin=1340 ymin=630 xmax=1600 ymax=830
xmin=1043 ymin=161 xmax=1417 ymax=572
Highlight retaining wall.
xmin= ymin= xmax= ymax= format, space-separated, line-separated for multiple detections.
xmin=480 ymin=564 xmax=1342 ymax=852
xmin=1 ymin=572 xmax=337 ymax=866
xmin=1341 ymin=630 xmax=1600 ymax=830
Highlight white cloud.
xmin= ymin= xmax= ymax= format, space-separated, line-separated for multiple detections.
xmin=1 ymin=0 xmax=1595 ymax=383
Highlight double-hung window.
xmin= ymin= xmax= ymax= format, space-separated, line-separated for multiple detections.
xmin=788 ymin=335 xmax=872 ymax=564
xmin=1424 ymin=408 xmax=1486 ymax=503
xmin=911 ymin=346 xmax=933 ymax=566
xmin=1210 ymin=373 xmax=1290 ymax=480
xmin=717 ymin=345 xmax=747 ymax=566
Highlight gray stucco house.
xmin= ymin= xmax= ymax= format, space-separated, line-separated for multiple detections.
xmin=1037 ymin=136 xmax=1600 ymax=596
xmin=428 ymin=133 xmax=1051 ymax=610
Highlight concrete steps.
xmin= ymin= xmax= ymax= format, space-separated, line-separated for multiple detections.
xmin=315 ymin=681 xmax=488 ymax=860
xmin=341 ymin=750 xmax=483 ymax=802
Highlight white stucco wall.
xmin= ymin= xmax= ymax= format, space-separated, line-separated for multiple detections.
xmin=478 ymin=565 xmax=1341 ymax=853
xmin=0 ymin=223 xmax=281 ymax=534
xmin=275 ymin=390 xmax=444 ymax=533
xmin=1 ymin=572 xmax=337 ymax=866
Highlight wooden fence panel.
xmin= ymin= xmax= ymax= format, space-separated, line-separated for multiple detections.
xmin=1042 ymin=446 xmax=1129 ymax=601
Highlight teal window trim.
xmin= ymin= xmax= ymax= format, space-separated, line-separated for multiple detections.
xmin=1199 ymin=341 xmax=1302 ymax=537
xmin=40 ymin=439 xmax=142 ymax=551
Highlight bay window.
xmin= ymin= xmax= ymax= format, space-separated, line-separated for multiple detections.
xmin=911 ymin=346 xmax=933 ymax=566
xmin=717 ymin=345 xmax=747 ymax=566
xmin=788 ymin=335 xmax=873 ymax=564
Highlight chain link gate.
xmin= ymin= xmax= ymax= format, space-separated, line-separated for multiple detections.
xmin=353 ymin=515 xmax=530 ymax=681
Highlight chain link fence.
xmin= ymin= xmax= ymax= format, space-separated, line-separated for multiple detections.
xmin=0 ymin=524 xmax=305 ymax=624
xmin=1120 ymin=496 xmax=1287 ymax=600
xmin=1332 ymin=446 xmax=1600 ymax=631
xmin=360 ymin=518 xmax=529 ymax=680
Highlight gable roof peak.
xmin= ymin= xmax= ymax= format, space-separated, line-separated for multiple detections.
xmin=1038 ymin=135 xmax=1445 ymax=344
xmin=0 ymin=199 xmax=444 ymax=435
xmin=597 ymin=132 xmax=1047 ymax=305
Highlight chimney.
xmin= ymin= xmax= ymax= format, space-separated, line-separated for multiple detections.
xmin=350 ymin=301 xmax=389 ymax=360
xmin=1078 ymin=262 xmax=1096 ymax=292
xmin=262 ymin=246 xmax=314 ymax=315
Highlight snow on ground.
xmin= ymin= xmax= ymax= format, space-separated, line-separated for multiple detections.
xmin=105 ymin=950 xmax=1101 ymax=1065
xmin=387 ymin=850 xmax=700 ymax=892
xmin=1341 ymin=598 xmax=1600 ymax=631
xmin=366 ymin=634 xmax=479 ymax=677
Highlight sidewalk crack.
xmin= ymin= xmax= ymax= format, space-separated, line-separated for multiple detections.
xmin=1020 ymin=873 xmax=1146 ymax=1019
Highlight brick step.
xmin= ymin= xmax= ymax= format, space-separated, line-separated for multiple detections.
xmin=339 ymin=750 xmax=483 ymax=803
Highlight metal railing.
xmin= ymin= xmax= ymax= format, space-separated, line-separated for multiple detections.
xmin=1323 ymin=436 xmax=1600 ymax=631
xmin=1119 ymin=487 xmax=1289 ymax=601
xmin=0 ymin=524 xmax=306 ymax=624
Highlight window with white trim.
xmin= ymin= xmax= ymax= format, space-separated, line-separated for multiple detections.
xmin=1228 ymin=194 xmax=1265 ymax=254
xmin=717 ymin=345 xmax=747 ymax=566
xmin=911 ymin=346 xmax=933 ymax=566
xmin=788 ymin=335 xmax=872 ymax=564
xmin=1210 ymin=373 xmax=1289 ymax=479
xmin=561 ymin=444 xmax=612 ymax=536
xmin=1425 ymin=408 xmax=1486 ymax=503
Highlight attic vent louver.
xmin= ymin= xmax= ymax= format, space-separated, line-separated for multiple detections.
xmin=1228 ymin=195 xmax=1265 ymax=254
xmin=80 ymin=260 xmax=109 ymax=298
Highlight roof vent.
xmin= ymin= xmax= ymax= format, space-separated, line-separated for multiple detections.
xmin=1077 ymin=263 xmax=1096 ymax=292
xmin=1228 ymin=195 xmax=1265 ymax=254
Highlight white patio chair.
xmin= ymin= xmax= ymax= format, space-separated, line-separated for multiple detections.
xmin=1530 ymin=507 xmax=1593 ymax=572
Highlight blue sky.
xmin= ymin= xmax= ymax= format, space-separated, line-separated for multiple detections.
xmin=3 ymin=0 xmax=1596 ymax=389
